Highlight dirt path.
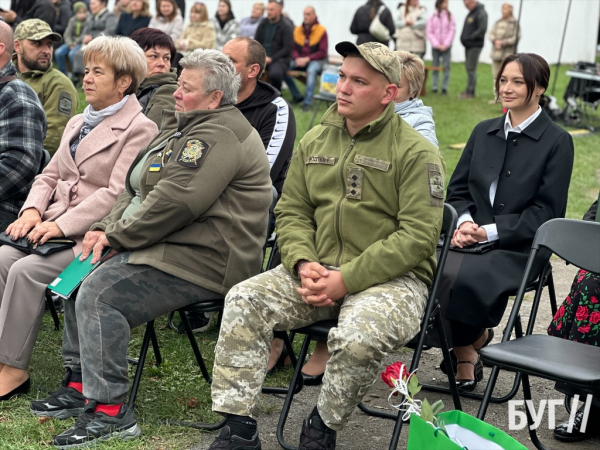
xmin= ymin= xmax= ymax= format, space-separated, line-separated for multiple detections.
xmin=190 ymin=260 xmax=600 ymax=449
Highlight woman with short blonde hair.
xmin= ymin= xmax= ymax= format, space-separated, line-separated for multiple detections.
xmin=83 ymin=35 xmax=148 ymax=94
xmin=393 ymin=50 xmax=438 ymax=146
xmin=0 ymin=35 xmax=158 ymax=402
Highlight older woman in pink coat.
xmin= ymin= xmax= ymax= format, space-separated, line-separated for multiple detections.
xmin=0 ymin=36 xmax=158 ymax=401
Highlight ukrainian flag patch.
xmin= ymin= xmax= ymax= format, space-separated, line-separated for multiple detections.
xmin=149 ymin=163 xmax=161 ymax=172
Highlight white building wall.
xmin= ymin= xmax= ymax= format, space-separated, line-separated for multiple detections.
xmin=2 ymin=0 xmax=598 ymax=64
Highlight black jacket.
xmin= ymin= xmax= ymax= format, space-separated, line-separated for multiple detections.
xmin=255 ymin=18 xmax=293 ymax=65
xmin=54 ymin=0 xmax=72 ymax=35
xmin=350 ymin=1 xmax=395 ymax=46
xmin=443 ymin=110 xmax=574 ymax=328
xmin=10 ymin=0 xmax=56 ymax=28
xmin=236 ymin=81 xmax=296 ymax=196
xmin=460 ymin=2 xmax=488 ymax=48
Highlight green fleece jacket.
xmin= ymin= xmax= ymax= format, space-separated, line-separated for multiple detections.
xmin=275 ymin=102 xmax=445 ymax=294
xmin=93 ymin=105 xmax=272 ymax=295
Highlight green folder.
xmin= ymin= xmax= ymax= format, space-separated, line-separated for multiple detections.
xmin=48 ymin=250 xmax=110 ymax=299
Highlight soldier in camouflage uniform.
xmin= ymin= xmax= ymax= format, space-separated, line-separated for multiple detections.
xmin=208 ymin=41 xmax=445 ymax=450
xmin=13 ymin=19 xmax=78 ymax=154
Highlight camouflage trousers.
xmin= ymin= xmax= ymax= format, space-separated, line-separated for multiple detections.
xmin=62 ymin=252 xmax=220 ymax=404
xmin=211 ymin=264 xmax=428 ymax=431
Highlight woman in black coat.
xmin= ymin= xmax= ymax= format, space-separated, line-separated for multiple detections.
xmin=442 ymin=53 xmax=574 ymax=390
xmin=350 ymin=0 xmax=396 ymax=46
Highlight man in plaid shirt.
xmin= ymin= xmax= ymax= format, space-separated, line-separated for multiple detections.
xmin=0 ymin=20 xmax=45 ymax=231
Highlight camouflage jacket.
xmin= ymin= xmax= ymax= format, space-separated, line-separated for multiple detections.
xmin=13 ymin=55 xmax=78 ymax=154
xmin=275 ymin=102 xmax=445 ymax=293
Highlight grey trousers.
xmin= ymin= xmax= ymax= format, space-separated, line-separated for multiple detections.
xmin=62 ymin=252 xmax=221 ymax=404
xmin=0 ymin=246 xmax=74 ymax=369
xmin=465 ymin=46 xmax=483 ymax=95
xmin=211 ymin=265 xmax=428 ymax=431
xmin=432 ymin=48 xmax=451 ymax=91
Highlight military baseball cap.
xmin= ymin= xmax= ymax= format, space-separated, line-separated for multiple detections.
xmin=14 ymin=19 xmax=62 ymax=42
xmin=335 ymin=41 xmax=400 ymax=86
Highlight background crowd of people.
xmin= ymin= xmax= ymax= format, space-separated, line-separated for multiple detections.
xmin=0 ymin=1 xmax=597 ymax=449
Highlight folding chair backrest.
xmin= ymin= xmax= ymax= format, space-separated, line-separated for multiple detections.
xmin=532 ymin=218 xmax=600 ymax=274
xmin=408 ymin=203 xmax=457 ymax=367
xmin=429 ymin=204 xmax=458 ymax=310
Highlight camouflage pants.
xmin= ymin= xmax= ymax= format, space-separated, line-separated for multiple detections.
xmin=211 ymin=264 xmax=428 ymax=431
xmin=62 ymin=252 xmax=220 ymax=404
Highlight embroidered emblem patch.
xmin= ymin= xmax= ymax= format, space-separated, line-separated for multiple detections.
xmin=58 ymin=92 xmax=72 ymax=115
xmin=178 ymin=139 xmax=209 ymax=168
xmin=427 ymin=162 xmax=444 ymax=207
xmin=346 ymin=166 xmax=363 ymax=200
xmin=306 ymin=156 xmax=338 ymax=165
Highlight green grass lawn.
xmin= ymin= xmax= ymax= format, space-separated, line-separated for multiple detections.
xmin=3 ymin=61 xmax=597 ymax=449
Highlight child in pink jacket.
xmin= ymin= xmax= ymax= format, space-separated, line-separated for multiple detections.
xmin=426 ymin=0 xmax=455 ymax=94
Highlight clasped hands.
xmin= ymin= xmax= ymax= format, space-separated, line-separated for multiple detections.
xmin=450 ymin=221 xmax=488 ymax=248
xmin=296 ymin=261 xmax=349 ymax=307
xmin=5 ymin=208 xmax=64 ymax=245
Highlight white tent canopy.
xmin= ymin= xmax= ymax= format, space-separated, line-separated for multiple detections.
xmin=2 ymin=0 xmax=598 ymax=65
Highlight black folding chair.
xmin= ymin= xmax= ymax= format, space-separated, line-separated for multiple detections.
xmin=477 ymin=218 xmax=600 ymax=450
xmin=276 ymin=203 xmax=462 ymax=450
xmin=420 ymin=257 xmax=557 ymax=405
xmin=127 ymin=187 xmax=301 ymax=430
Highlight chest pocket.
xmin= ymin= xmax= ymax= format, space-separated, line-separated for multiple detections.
xmin=349 ymin=155 xmax=392 ymax=201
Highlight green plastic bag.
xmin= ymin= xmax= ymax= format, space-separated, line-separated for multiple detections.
xmin=407 ymin=410 xmax=528 ymax=450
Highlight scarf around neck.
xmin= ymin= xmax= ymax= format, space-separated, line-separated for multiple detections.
xmin=83 ymin=95 xmax=129 ymax=128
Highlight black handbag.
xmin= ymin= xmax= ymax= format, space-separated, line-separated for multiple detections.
xmin=0 ymin=234 xmax=76 ymax=256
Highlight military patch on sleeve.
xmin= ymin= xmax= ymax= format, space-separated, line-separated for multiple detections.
xmin=427 ymin=162 xmax=444 ymax=207
xmin=58 ymin=92 xmax=73 ymax=115
xmin=177 ymin=139 xmax=209 ymax=168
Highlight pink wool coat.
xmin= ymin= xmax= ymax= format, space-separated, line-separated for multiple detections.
xmin=21 ymin=95 xmax=158 ymax=257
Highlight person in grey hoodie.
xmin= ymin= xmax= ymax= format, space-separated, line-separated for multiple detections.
xmin=394 ymin=50 xmax=438 ymax=147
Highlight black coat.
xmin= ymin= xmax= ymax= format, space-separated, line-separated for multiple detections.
xmin=255 ymin=18 xmax=293 ymax=65
xmin=350 ymin=1 xmax=395 ymax=46
xmin=443 ymin=110 xmax=574 ymax=328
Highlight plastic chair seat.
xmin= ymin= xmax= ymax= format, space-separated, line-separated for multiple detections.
xmin=480 ymin=335 xmax=600 ymax=388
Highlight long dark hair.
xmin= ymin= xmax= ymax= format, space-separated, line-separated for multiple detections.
xmin=435 ymin=0 xmax=451 ymax=20
xmin=216 ymin=0 xmax=235 ymax=22
xmin=495 ymin=53 xmax=550 ymax=106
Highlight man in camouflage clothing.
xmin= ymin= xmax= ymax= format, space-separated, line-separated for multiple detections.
xmin=208 ymin=41 xmax=445 ymax=450
xmin=13 ymin=19 xmax=77 ymax=154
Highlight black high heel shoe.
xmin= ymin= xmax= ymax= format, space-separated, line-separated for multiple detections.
xmin=0 ymin=376 xmax=31 ymax=401
xmin=455 ymin=358 xmax=483 ymax=392
xmin=439 ymin=328 xmax=494 ymax=375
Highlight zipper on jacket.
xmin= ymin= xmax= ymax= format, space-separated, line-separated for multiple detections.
xmin=334 ymin=138 xmax=355 ymax=267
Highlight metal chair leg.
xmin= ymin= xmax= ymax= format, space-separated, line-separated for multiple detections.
xmin=46 ymin=290 xmax=60 ymax=331
xmin=150 ymin=324 xmax=162 ymax=366
xmin=276 ymin=335 xmax=310 ymax=450
xmin=522 ymin=373 xmax=551 ymax=450
xmin=128 ymin=320 xmax=155 ymax=408
xmin=262 ymin=332 xmax=303 ymax=395
xmin=179 ymin=310 xmax=212 ymax=383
